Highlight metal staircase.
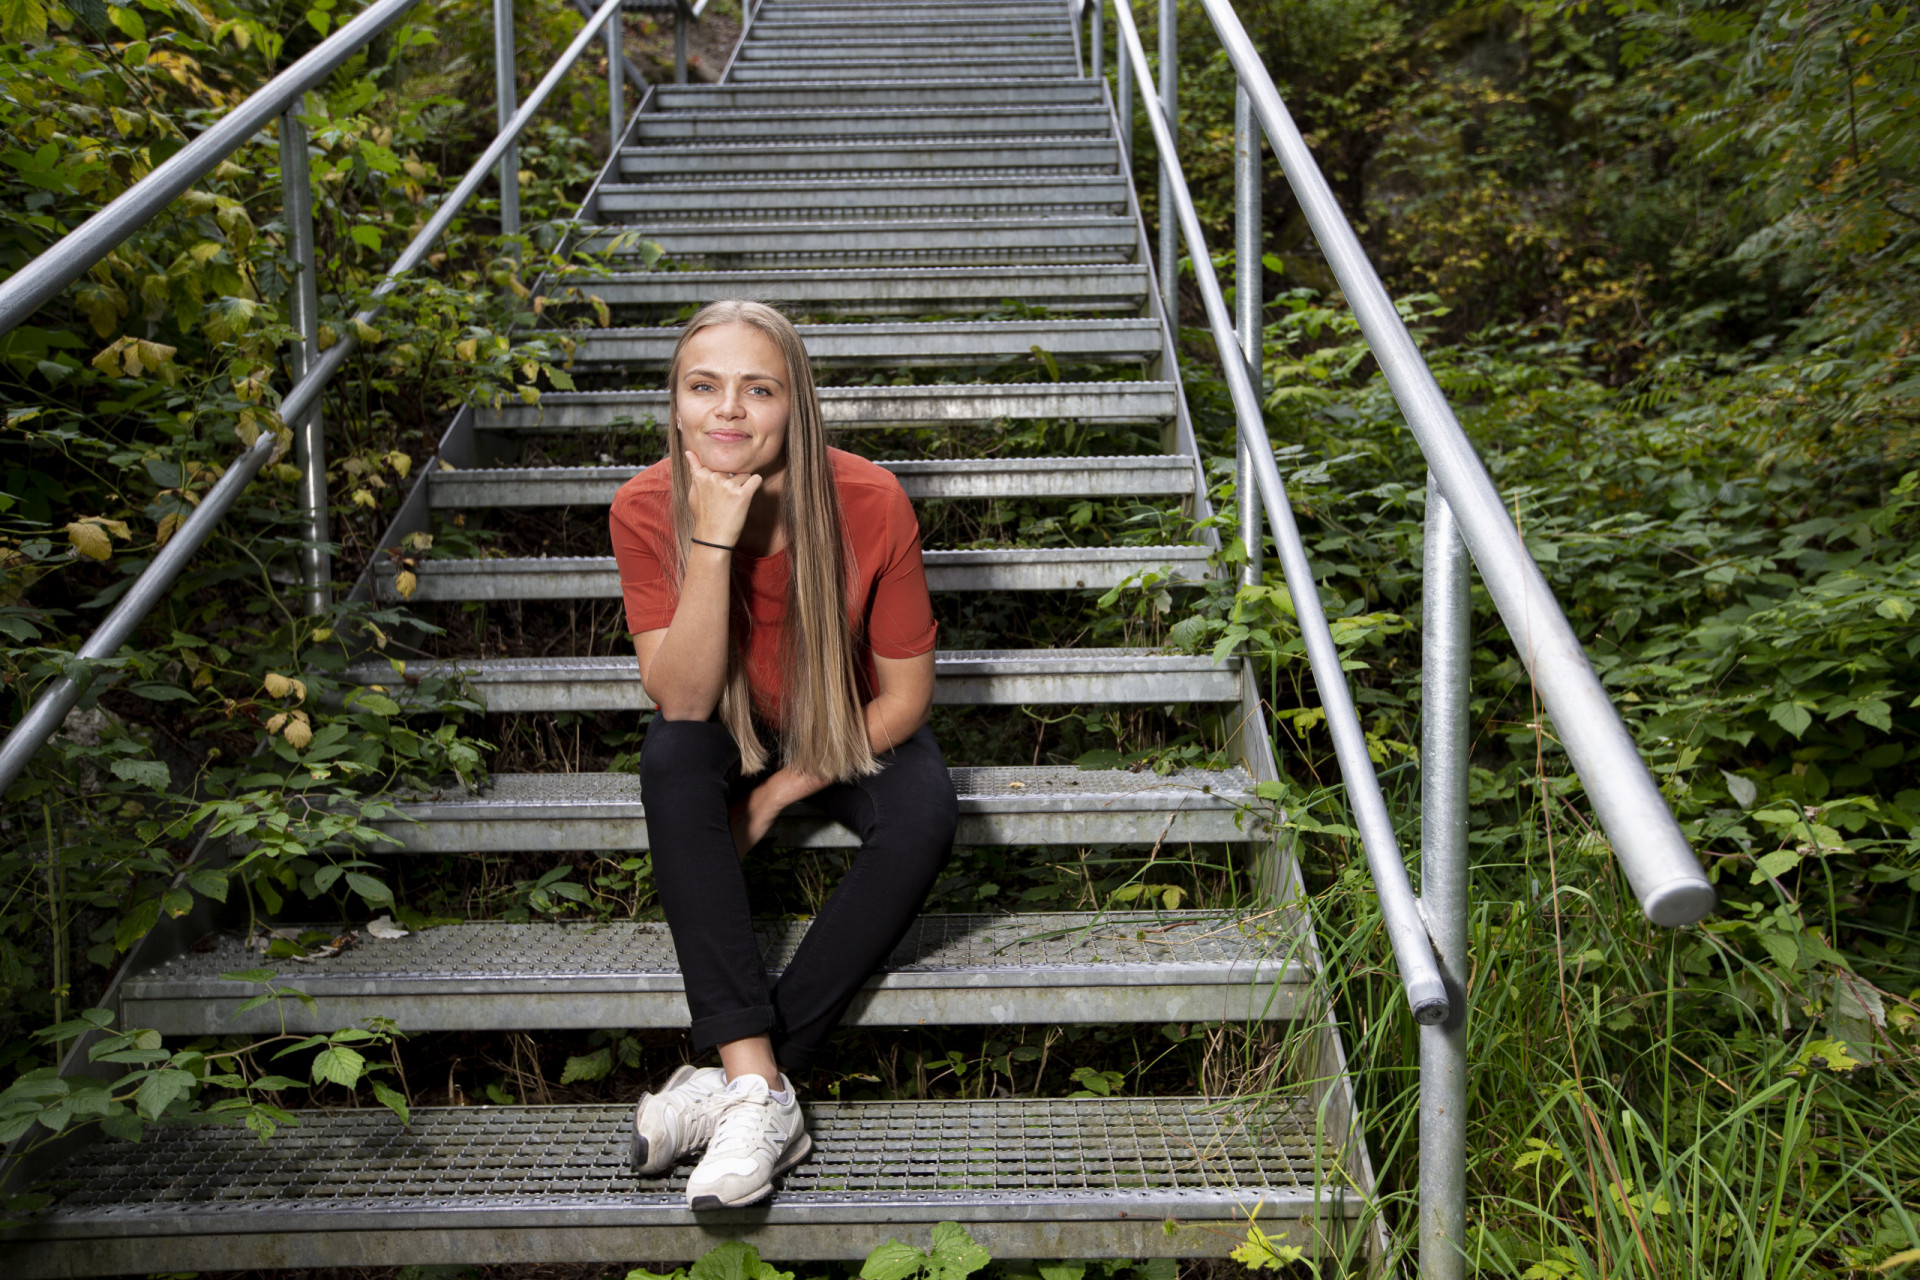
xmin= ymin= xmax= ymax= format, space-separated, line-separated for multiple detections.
xmin=0 ymin=1 xmax=1720 ymax=1275
xmin=3 ymin=0 xmax=1379 ymax=1273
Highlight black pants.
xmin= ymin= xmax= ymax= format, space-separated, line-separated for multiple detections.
xmin=640 ymin=718 xmax=958 ymax=1072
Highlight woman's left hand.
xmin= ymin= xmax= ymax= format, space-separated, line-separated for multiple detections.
xmin=729 ymin=767 xmax=831 ymax=858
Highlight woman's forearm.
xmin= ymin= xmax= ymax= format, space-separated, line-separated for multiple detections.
xmin=638 ymin=545 xmax=735 ymax=720
xmin=863 ymin=688 xmax=931 ymax=757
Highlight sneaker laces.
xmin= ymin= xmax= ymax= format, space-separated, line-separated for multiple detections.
xmin=705 ymin=1082 xmax=776 ymax=1163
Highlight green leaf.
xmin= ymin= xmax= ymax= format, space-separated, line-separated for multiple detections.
xmin=1768 ymin=700 xmax=1812 ymax=738
xmin=689 ymin=1241 xmax=793 ymax=1280
xmin=219 ymin=968 xmax=276 ymax=983
xmin=310 ymin=1046 xmax=366 ymax=1089
xmin=1751 ymin=847 xmax=1803 ymax=884
xmin=370 ymin=1079 xmax=410 ymax=1126
xmin=925 ymin=1223 xmax=990 ymax=1280
xmin=860 ymin=1241 xmax=927 ymax=1280
xmin=109 ymin=759 xmax=171 ymax=788
xmin=560 ymin=1048 xmax=613 ymax=1084
xmin=0 ymin=0 xmax=49 ymax=42
xmin=186 ymin=867 xmax=229 ymax=903
xmin=107 ymin=4 xmax=144 ymax=39
xmin=132 ymin=1068 xmax=195 ymax=1120
xmin=344 ymin=871 xmax=393 ymax=907
xmin=349 ymin=225 xmax=383 ymax=251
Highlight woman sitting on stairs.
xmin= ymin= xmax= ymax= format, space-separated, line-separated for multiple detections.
xmin=608 ymin=298 xmax=959 ymax=1210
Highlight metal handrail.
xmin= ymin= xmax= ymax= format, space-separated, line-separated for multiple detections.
xmin=1099 ymin=0 xmax=1718 ymax=1271
xmin=1196 ymin=0 xmax=1713 ymax=928
xmin=0 ymin=0 xmax=631 ymax=800
xmin=1107 ymin=0 xmax=1450 ymax=1025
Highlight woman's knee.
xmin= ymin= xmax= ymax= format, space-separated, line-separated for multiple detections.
xmin=871 ymin=729 xmax=958 ymax=848
xmin=639 ymin=716 xmax=737 ymax=795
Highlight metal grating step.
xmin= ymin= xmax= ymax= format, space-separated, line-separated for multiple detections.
xmin=542 ymin=264 xmax=1147 ymax=314
xmin=554 ymin=319 xmax=1164 ymax=367
xmin=364 ymin=765 xmax=1263 ymax=853
xmin=3 ymin=1098 xmax=1356 ymax=1275
xmin=735 ymin=41 xmax=1079 ymax=62
xmin=371 ymin=546 xmax=1213 ymax=603
xmin=619 ymin=137 xmax=1119 ymax=179
xmin=650 ymin=80 xmax=1105 ymax=110
xmin=731 ymin=61 xmax=1083 ymax=82
xmin=427 ymin=456 xmax=1195 ymax=508
xmin=474 ymin=382 xmax=1179 ymax=432
xmin=122 ymin=911 xmax=1310 ymax=1034
xmin=745 ymin=19 xmax=1071 ymax=40
xmin=595 ymin=176 xmax=1129 ymax=221
xmin=631 ymin=105 xmax=1109 ymax=140
xmin=581 ymin=216 xmax=1139 ymax=267
xmin=766 ymin=0 xmax=1073 ymax=15
xmin=342 ymin=647 xmax=1243 ymax=713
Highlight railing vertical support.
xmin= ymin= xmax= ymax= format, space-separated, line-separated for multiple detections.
xmin=675 ymin=2 xmax=689 ymax=83
xmin=493 ymin=0 xmax=520 ymax=241
xmin=1091 ymin=0 xmax=1102 ymax=81
xmin=1233 ymin=82 xmax=1262 ymax=589
xmin=278 ymin=96 xmax=331 ymax=616
xmin=1156 ymin=0 xmax=1178 ymax=323
xmin=1116 ymin=5 xmax=1133 ymax=165
xmin=609 ymin=11 xmax=627 ymax=142
xmin=1419 ymin=472 xmax=1472 ymax=1280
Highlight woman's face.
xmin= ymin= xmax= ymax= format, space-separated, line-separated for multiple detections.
xmin=674 ymin=321 xmax=792 ymax=479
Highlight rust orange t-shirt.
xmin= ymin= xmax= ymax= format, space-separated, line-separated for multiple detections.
xmin=609 ymin=448 xmax=938 ymax=727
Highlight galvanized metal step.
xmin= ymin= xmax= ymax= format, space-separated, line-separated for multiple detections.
xmin=731 ymin=60 xmax=1082 ymax=81
xmin=365 ymin=765 xmax=1262 ymax=853
xmin=343 ymin=648 xmax=1242 ymax=713
xmin=373 ymin=546 xmax=1211 ymax=603
xmin=735 ymin=41 xmax=1078 ymax=62
xmin=746 ymin=19 xmax=1069 ymax=40
xmin=474 ymin=381 xmax=1178 ymax=432
xmin=123 ymin=910 xmax=1308 ymax=1034
xmin=767 ymin=0 xmax=1072 ymax=18
xmin=4 ymin=1096 xmax=1355 ymax=1275
xmin=544 ymin=264 xmax=1146 ymax=315
xmin=555 ymin=319 xmax=1163 ymax=367
xmin=428 ymin=456 xmax=1193 ymax=509
xmin=597 ymin=177 xmax=1127 ymax=222
xmin=618 ymin=137 xmax=1119 ymax=179
xmin=585 ymin=216 xmax=1138 ymax=267
xmin=650 ymin=80 xmax=1103 ymax=110
xmin=631 ymin=105 xmax=1108 ymax=141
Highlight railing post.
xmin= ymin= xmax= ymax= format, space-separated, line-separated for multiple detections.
xmin=493 ymin=0 xmax=520 ymax=241
xmin=609 ymin=10 xmax=627 ymax=142
xmin=1234 ymin=82 xmax=1262 ymax=589
xmin=1156 ymin=0 xmax=1178 ymax=323
xmin=278 ymin=95 xmax=331 ymax=616
xmin=1091 ymin=0 xmax=1102 ymax=82
xmin=1116 ymin=12 xmax=1133 ymax=165
xmin=1420 ymin=471 xmax=1471 ymax=1280
xmin=675 ymin=1 xmax=689 ymax=83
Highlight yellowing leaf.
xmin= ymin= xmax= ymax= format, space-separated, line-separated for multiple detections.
xmin=393 ymin=569 xmax=418 ymax=600
xmin=350 ymin=317 xmax=382 ymax=345
xmin=154 ymin=511 xmax=183 ymax=547
xmin=262 ymin=671 xmax=292 ymax=698
xmin=282 ymin=711 xmax=312 ymax=749
xmin=387 ymin=450 xmax=412 ymax=478
xmin=351 ymin=488 xmax=376 ymax=509
xmin=454 ymin=338 xmax=478 ymax=362
xmin=65 ymin=520 xmax=113 ymax=560
xmin=264 ymin=711 xmax=288 ymax=734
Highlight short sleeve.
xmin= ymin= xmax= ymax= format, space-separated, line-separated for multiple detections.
xmin=609 ymin=474 xmax=678 ymax=637
xmin=865 ymin=480 xmax=937 ymax=659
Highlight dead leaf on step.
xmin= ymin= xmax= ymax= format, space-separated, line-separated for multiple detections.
xmin=366 ymin=915 xmax=409 ymax=940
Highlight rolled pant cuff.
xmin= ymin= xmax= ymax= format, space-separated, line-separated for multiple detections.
xmin=690 ymin=1004 xmax=776 ymax=1055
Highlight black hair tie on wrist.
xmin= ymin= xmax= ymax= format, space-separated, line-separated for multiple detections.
xmin=690 ymin=537 xmax=735 ymax=552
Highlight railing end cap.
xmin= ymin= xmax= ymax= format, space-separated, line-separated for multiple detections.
xmin=1643 ymin=878 xmax=1716 ymax=928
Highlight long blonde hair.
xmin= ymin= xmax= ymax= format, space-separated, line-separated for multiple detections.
xmin=663 ymin=300 xmax=877 ymax=781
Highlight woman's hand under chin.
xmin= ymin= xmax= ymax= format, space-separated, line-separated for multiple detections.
xmin=684 ymin=448 xmax=762 ymax=548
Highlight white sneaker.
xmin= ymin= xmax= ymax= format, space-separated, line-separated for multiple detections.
xmin=630 ymin=1064 xmax=730 ymax=1176
xmin=684 ymin=1073 xmax=811 ymax=1209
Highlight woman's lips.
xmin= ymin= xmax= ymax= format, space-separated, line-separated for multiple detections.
xmin=707 ymin=430 xmax=750 ymax=442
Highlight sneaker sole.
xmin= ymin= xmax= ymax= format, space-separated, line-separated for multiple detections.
xmin=630 ymin=1063 xmax=703 ymax=1175
xmin=687 ymin=1130 xmax=814 ymax=1210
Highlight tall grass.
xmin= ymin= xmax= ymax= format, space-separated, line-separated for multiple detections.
xmin=1253 ymin=749 xmax=1920 ymax=1278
